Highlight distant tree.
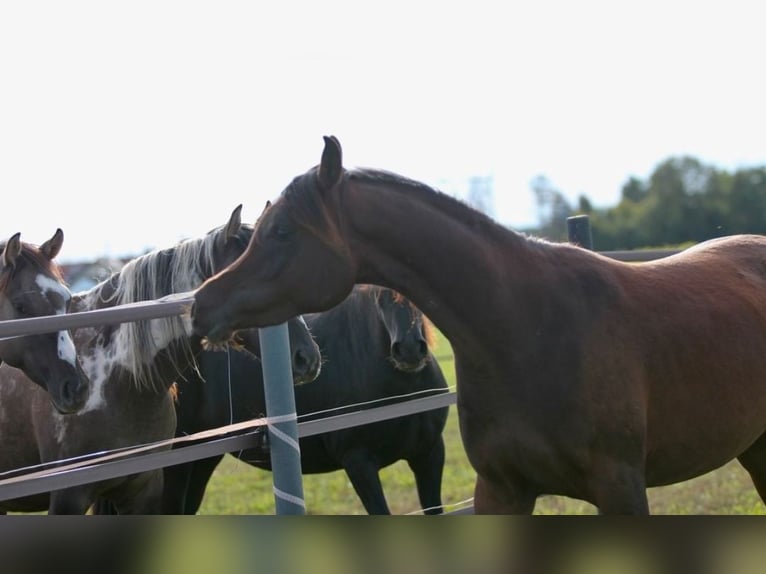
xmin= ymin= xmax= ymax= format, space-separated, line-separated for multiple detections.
xmin=621 ymin=177 xmax=647 ymax=203
xmin=720 ymin=167 xmax=766 ymax=234
xmin=588 ymin=156 xmax=751 ymax=249
xmin=577 ymin=195 xmax=593 ymax=214
xmin=530 ymin=157 xmax=766 ymax=250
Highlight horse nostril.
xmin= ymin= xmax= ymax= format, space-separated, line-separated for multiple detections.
xmin=293 ymin=347 xmax=321 ymax=384
xmin=293 ymin=348 xmax=309 ymax=373
xmin=391 ymin=342 xmax=403 ymax=360
xmin=418 ymin=340 xmax=428 ymax=358
xmin=59 ymin=377 xmax=84 ymax=412
xmin=62 ymin=378 xmax=75 ymax=403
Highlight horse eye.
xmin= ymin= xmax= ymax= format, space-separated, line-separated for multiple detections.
xmin=271 ymin=223 xmax=292 ymax=240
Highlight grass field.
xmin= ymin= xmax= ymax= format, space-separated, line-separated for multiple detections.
xmin=196 ymin=330 xmax=766 ymax=515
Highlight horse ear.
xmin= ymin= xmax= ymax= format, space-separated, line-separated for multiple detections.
xmin=2 ymin=232 xmax=22 ymax=269
xmin=255 ymin=201 xmax=271 ymax=227
xmin=224 ymin=204 xmax=243 ymax=240
xmin=39 ymin=228 xmax=64 ymax=261
xmin=317 ymin=135 xmax=343 ymax=191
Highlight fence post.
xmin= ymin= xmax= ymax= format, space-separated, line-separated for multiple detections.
xmin=567 ymin=215 xmax=593 ymax=250
xmin=259 ymin=323 xmax=306 ymax=515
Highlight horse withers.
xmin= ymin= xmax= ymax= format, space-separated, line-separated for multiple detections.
xmin=0 ymin=230 xmax=88 ymax=414
xmin=0 ymin=206 xmax=320 ymax=514
xmin=167 ymin=285 xmax=448 ymax=514
xmin=192 ymin=135 xmax=766 ymax=514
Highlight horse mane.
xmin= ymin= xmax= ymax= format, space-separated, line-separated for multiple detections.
xmin=283 ymin=164 xmax=536 ymax=258
xmin=0 ymin=242 xmax=65 ymax=293
xmin=79 ymin=223 xmax=253 ymax=393
xmin=350 ymin=168 xmax=516 ymax=243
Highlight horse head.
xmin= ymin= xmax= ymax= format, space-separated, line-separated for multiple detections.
xmin=373 ymin=287 xmax=432 ymax=373
xmin=191 ymin=136 xmax=356 ymax=344
xmin=223 ymin=315 xmax=322 ymax=386
xmin=0 ymin=229 xmax=89 ymax=413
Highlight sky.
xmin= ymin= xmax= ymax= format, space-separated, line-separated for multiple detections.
xmin=1 ymin=1 xmax=764 ymax=264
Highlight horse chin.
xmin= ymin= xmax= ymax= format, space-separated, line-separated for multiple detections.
xmin=49 ymin=397 xmax=80 ymax=416
xmin=45 ymin=378 xmax=89 ymax=415
xmin=392 ymin=359 xmax=428 ymax=374
xmin=199 ymin=326 xmax=236 ymax=349
xmin=293 ymin=365 xmax=321 ymax=387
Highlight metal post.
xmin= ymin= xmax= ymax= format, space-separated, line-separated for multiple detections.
xmin=259 ymin=323 xmax=305 ymax=514
xmin=567 ymin=215 xmax=593 ymax=250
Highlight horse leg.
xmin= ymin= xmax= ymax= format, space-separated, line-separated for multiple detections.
xmin=407 ymin=437 xmax=446 ymax=515
xmin=473 ymin=474 xmax=537 ymax=514
xmin=48 ymin=487 xmax=94 ymax=515
xmin=90 ymin=497 xmax=118 ymax=515
xmin=737 ymin=432 xmax=766 ymax=505
xmin=589 ymin=459 xmax=650 ymax=515
xmin=183 ymin=455 xmax=224 ymax=514
xmin=113 ymin=471 xmax=165 ymax=515
xmin=161 ymin=462 xmax=194 ymax=514
xmin=341 ymin=449 xmax=390 ymax=514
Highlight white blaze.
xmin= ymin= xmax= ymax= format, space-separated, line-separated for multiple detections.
xmin=35 ymin=274 xmax=77 ymax=366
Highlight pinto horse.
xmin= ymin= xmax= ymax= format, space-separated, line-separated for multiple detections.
xmin=0 ymin=230 xmax=89 ymax=414
xmin=192 ymin=135 xmax=766 ymax=514
xmin=0 ymin=206 xmax=321 ymax=514
xmin=166 ymin=285 xmax=448 ymax=514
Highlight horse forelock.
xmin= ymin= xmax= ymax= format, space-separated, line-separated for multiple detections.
xmin=396 ymin=292 xmax=437 ymax=350
xmin=422 ymin=315 xmax=436 ymax=350
xmin=363 ymin=284 xmax=436 ymax=350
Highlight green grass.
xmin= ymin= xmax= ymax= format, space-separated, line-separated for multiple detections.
xmin=197 ymin=331 xmax=766 ymax=515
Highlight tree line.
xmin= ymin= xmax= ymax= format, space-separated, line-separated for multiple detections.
xmin=530 ymin=156 xmax=766 ymax=250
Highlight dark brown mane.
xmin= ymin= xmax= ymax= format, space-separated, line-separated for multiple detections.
xmin=350 ymin=168 xmax=516 ymax=243
xmin=0 ymin=243 xmax=64 ymax=293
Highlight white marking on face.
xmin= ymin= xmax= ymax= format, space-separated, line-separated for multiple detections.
xmin=35 ymin=274 xmax=70 ymax=303
xmin=35 ymin=273 xmax=77 ymax=367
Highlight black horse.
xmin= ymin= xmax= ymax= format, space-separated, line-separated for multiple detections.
xmin=165 ymin=285 xmax=450 ymax=514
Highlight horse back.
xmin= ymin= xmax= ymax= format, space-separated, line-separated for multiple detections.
xmin=585 ymin=234 xmax=766 ymax=484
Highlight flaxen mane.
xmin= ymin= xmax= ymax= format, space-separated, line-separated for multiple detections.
xmin=76 ymin=223 xmax=252 ymax=392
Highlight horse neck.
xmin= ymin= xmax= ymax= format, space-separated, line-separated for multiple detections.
xmin=341 ymin=176 xmax=561 ymax=357
xmin=71 ymin=256 xmax=202 ymax=402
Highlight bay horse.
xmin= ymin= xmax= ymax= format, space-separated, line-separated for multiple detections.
xmin=165 ymin=284 xmax=448 ymax=514
xmin=192 ymin=135 xmax=766 ymax=514
xmin=0 ymin=206 xmax=321 ymax=514
xmin=0 ymin=229 xmax=89 ymax=414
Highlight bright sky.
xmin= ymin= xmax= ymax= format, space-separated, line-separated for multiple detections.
xmin=1 ymin=1 xmax=764 ymax=263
